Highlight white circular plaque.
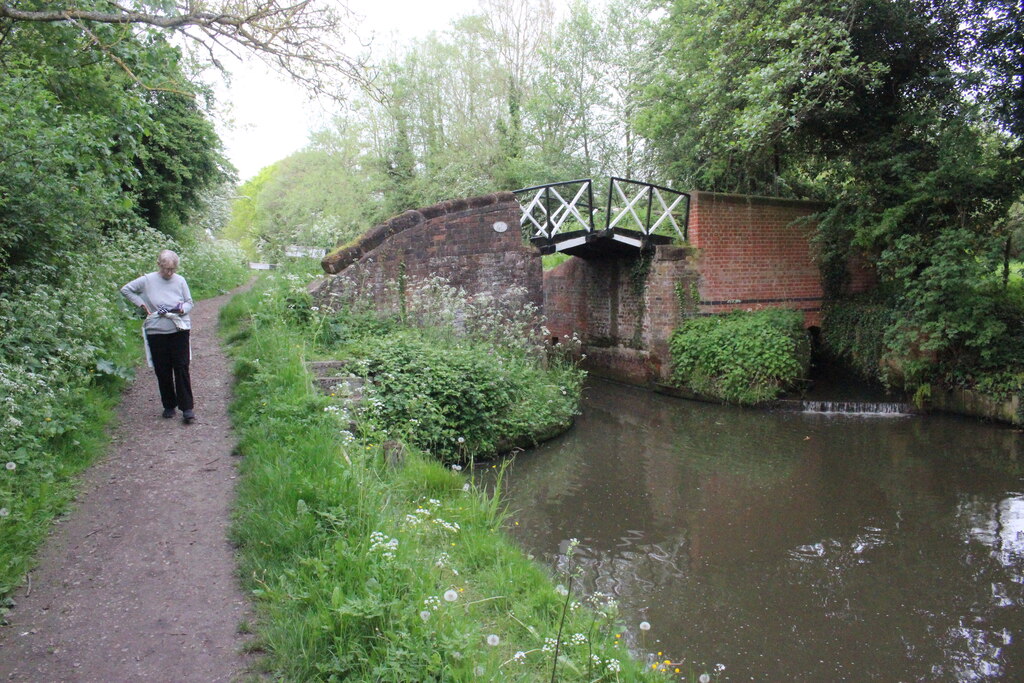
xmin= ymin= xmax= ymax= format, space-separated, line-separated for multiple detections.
xmin=492 ymin=221 xmax=508 ymax=233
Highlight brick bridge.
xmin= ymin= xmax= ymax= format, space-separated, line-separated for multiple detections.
xmin=311 ymin=182 xmax=874 ymax=386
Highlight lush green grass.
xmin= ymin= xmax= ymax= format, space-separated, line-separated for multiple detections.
xmin=543 ymin=252 xmax=573 ymax=270
xmin=0 ymin=231 xmax=248 ymax=607
xmin=222 ymin=269 xmax=666 ymax=681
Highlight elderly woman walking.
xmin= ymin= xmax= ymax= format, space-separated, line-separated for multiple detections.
xmin=120 ymin=250 xmax=196 ymax=424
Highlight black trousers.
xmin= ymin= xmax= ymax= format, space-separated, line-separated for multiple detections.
xmin=146 ymin=330 xmax=193 ymax=412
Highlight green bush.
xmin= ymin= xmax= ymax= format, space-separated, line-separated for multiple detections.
xmin=341 ymin=330 xmax=579 ymax=463
xmin=178 ymin=237 xmax=248 ymax=300
xmin=669 ymin=308 xmax=809 ymax=404
xmin=824 ymin=277 xmax=1024 ymax=394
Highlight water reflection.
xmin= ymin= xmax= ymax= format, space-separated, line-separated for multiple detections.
xmin=497 ymin=380 xmax=1024 ymax=681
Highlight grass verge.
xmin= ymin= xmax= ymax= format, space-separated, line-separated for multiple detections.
xmin=222 ymin=270 xmax=666 ymax=681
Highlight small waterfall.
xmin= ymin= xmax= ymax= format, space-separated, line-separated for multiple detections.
xmin=800 ymin=400 xmax=914 ymax=416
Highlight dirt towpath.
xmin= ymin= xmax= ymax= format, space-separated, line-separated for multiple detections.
xmin=0 ymin=282 xmax=254 ymax=682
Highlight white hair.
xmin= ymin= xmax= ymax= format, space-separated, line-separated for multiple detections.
xmin=157 ymin=250 xmax=180 ymax=268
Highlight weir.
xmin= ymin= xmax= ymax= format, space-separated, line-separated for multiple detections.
xmin=778 ymin=399 xmax=918 ymax=416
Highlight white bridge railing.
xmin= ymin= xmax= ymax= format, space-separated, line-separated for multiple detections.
xmin=513 ymin=177 xmax=689 ymax=246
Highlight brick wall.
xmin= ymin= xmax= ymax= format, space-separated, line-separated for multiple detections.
xmin=311 ymin=193 xmax=542 ymax=318
xmin=689 ymin=191 xmax=874 ymax=327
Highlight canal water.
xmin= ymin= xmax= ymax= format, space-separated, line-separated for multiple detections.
xmin=497 ymin=379 xmax=1024 ymax=681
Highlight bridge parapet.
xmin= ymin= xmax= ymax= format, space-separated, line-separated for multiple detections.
xmin=311 ymin=192 xmax=542 ymax=321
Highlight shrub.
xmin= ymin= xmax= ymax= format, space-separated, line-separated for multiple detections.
xmin=669 ymin=308 xmax=809 ymax=404
xmin=346 ymin=330 xmax=579 ymax=463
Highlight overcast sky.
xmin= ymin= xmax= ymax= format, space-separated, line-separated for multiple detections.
xmin=215 ymin=0 xmax=483 ymax=182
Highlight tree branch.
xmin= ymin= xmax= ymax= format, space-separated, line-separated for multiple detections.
xmin=0 ymin=1 xmax=375 ymax=97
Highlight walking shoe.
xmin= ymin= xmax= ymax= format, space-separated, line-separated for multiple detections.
xmin=182 ymin=409 xmax=195 ymax=424
xmin=162 ymin=408 xmax=176 ymax=419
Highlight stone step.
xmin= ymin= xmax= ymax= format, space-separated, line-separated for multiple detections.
xmin=308 ymin=360 xmax=350 ymax=376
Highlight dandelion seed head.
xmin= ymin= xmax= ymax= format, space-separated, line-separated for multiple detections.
xmin=639 ymin=621 xmax=651 ymax=631
xmin=0 ymin=508 xmax=8 ymax=517
xmin=419 ymin=610 xmax=431 ymax=621
xmin=486 ymin=634 xmax=499 ymax=646
xmin=699 ymin=674 xmax=710 ymax=683
xmin=5 ymin=462 xmax=15 ymax=470
xmin=443 ymin=589 xmax=458 ymax=602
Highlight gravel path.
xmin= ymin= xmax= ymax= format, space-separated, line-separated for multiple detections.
xmin=0 ymin=283 xmax=254 ymax=682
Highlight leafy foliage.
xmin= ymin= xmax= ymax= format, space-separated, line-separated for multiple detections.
xmin=821 ymin=296 xmax=896 ymax=386
xmin=639 ymin=0 xmax=1023 ymax=395
xmin=0 ymin=7 xmax=229 ymax=280
xmin=669 ymin=309 xmax=810 ymax=404
xmin=224 ymin=136 xmax=377 ymax=260
xmin=346 ymin=330 xmax=580 ymax=463
xmin=303 ymin=271 xmax=584 ymax=463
